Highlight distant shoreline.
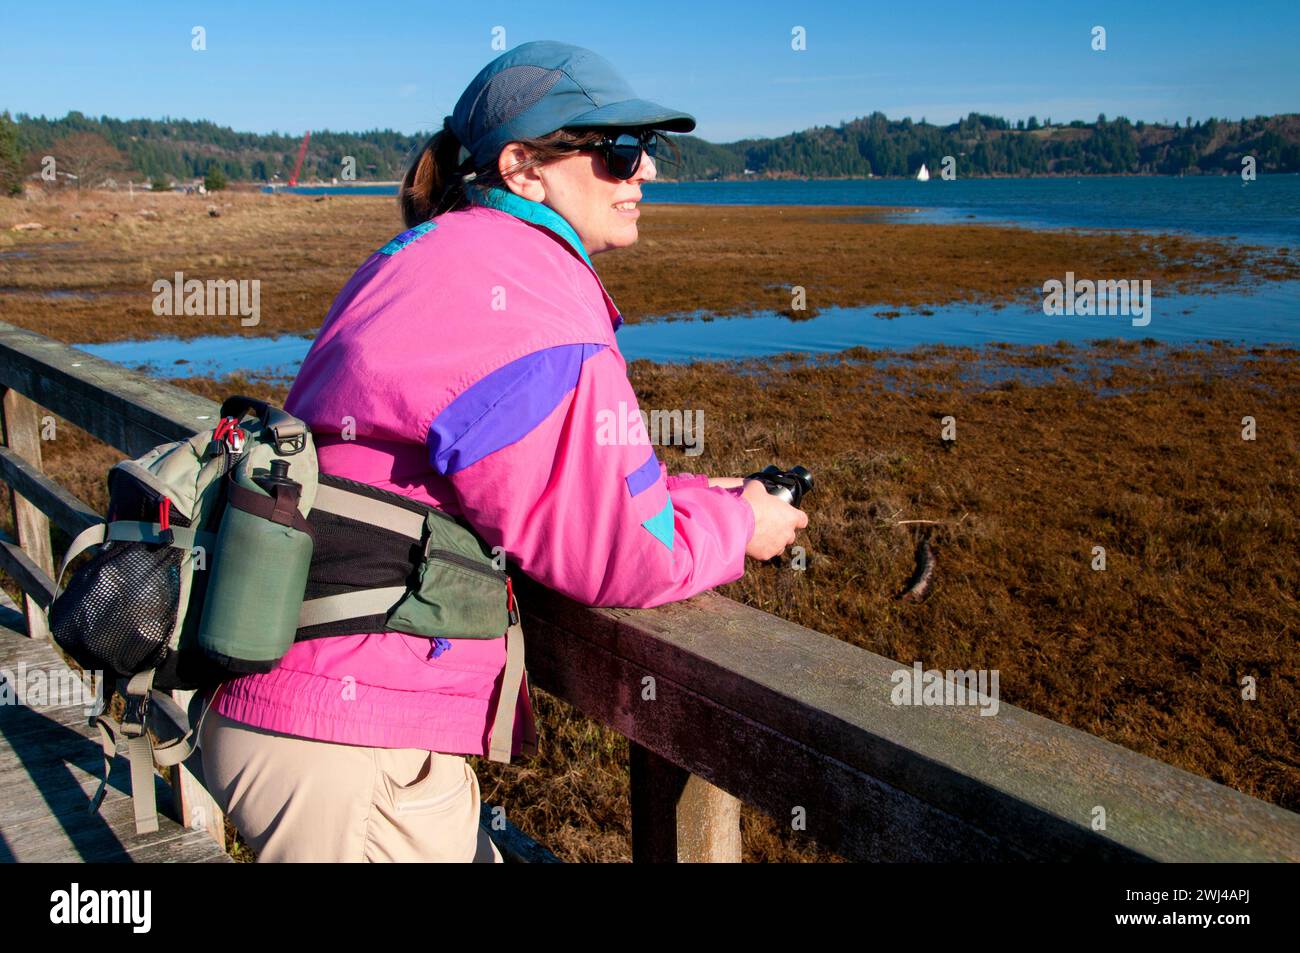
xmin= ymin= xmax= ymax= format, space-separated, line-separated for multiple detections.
xmin=651 ymin=169 xmax=1296 ymax=184
xmin=237 ymin=168 xmax=1294 ymax=192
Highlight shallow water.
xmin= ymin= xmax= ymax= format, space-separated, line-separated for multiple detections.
xmin=1 ymin=288 xmax=100 ymax=300
xmin=74 ymin=279 xmax=1300 ymax=378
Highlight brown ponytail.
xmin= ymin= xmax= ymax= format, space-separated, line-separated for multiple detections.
xmin=399 ymin=123 xmax=679 ymax=228
xmin=398 ymin=119 xmax=467 ymax=227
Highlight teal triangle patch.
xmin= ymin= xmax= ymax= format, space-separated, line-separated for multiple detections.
xmin=641 ymin=496 xmax=674 ymax=552
xmin=378 ymin=220 xmax=437 ymax=256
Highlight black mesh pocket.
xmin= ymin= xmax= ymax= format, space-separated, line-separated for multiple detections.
xmin=50 ymin=539 xmax=182 ymax=677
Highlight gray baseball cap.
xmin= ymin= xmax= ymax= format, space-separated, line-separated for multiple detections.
xmin=448 ymin=40 xmax=696 ymax=170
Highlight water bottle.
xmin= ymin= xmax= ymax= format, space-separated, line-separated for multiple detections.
xmin=196 ymin=460 xmax=315 ymax=674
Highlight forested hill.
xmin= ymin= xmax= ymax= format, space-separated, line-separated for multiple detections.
xmin=714 ymin=112 xmax=1300 ymax=178
xmin=8 ymin=113 xmax=419 ymax=185
xmin=5 ymin=109 xmax=1299 ymax=185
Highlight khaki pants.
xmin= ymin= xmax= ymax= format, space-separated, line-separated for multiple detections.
xmin=198 ymin=707 xmax=502 ymax=863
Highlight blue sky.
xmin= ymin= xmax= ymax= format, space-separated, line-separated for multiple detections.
xmin=2 ymin=1 xmax=1296 ymax=142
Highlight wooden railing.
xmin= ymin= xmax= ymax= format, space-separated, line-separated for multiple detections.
xmin=1 ymin=319 xmax=1297 ymax=863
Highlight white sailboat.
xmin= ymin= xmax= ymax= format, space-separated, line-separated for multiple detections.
xmin=916 ymin=163 xmax=930 ymax=181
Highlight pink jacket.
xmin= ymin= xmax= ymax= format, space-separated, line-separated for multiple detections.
xmin=212 ymin=186 xmax=756 ymax=757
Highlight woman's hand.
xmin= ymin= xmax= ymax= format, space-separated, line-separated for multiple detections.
xmin=740 ymin=479 xmax=808 ymax=561
xmin=706 ymin=476 xmax=745 ymax=489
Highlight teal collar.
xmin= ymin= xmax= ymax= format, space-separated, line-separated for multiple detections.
xmin=468 ymin=186 xmax=593 ymax=269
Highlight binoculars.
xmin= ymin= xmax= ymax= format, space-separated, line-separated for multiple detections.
xmin=744 ymin=465 xmax=814 ymax=508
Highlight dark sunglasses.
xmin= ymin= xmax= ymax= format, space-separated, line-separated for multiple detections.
xmin=560 ymin=129 xmax=664 ymax=180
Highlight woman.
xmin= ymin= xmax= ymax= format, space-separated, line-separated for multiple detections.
xmin=198 ymin=40 xmax=807 ymax=862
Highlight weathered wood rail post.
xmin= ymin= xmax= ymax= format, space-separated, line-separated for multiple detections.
xmin=630 ymin=743 xmax=742 ymax=862
xmin=0 ymin=388 xmax=57 ymax=642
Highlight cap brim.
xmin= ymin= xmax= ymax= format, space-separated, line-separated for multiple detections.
xmin=565 ymin=98 xmax=696 ymax=134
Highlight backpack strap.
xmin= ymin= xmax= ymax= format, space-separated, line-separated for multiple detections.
xmin=104 ymin=522 xmax=216 ymax=550
xmin=487 ymin=588 xmax=538 ymax=763
xmin=312 ymin=482 xmax=425 ymax=539
xmin=89 ymin=668 xmax=198 ymax=835
xmin=51 ymin=520 xmax=216 ymax=601
xmin=298 ymin=587 xmax=410 ymax=628
xmin=54 ymin=521 xmax=107 ymax=594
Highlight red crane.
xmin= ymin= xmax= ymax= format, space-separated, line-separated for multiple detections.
xmin=288 ymin=130 xmax=311 ymax=187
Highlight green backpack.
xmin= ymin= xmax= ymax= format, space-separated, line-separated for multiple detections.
xmin=47 ymin=397 xmax=318 ymax=833
xmin=46 ymin=395 xmax=534 ymax=835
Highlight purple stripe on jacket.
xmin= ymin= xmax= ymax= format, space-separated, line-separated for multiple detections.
xmin=427 ymin=342 xmax=608 ymax=475
xmin=625 ymin=450 xmax=660 ymax=497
